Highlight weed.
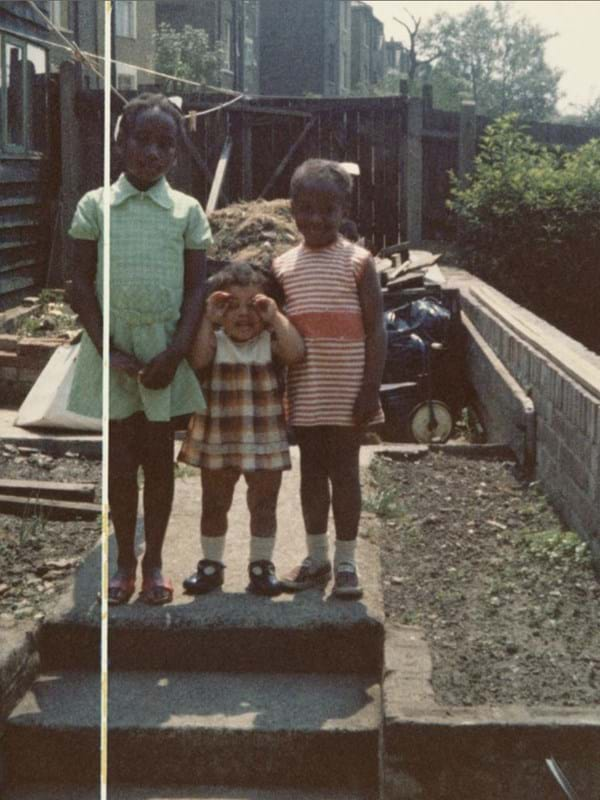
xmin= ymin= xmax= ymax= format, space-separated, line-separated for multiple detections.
xmin=174 ymin=463 xmax=199 ymax=480
xmin=520 ymin=528 xmax=590 ymax=565
xmin=18 ymin=511 xmax=46 ymax=547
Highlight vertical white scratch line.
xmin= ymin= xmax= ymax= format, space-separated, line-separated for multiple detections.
xmin=101 ymin=2 xmax=112 ymax=799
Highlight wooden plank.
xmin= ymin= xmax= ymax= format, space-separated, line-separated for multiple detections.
xmin=0 ymin=495 xmax=101 ymax=521
xmin=373 ymin=107 xmax=387 ymax=253
xmin=259 ymin=117 xmax=316 ymax=199
xmin=358 ymin=107 xmax=375 ymax=250
xmin=345 ymin=108 xmax=360 ymax=225
xmin=0 ymin=479 xmax=96 ymax=503
xmin=206 ymin=135 xmax=232 ymax=214
xmin=383 ymin=105 xmax=401 ymax=249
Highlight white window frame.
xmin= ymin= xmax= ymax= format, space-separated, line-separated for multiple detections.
xmin=116 ymin=63 xmax=138 ymax=92
xmin=115 ymin=0 xmax=137 ymax=40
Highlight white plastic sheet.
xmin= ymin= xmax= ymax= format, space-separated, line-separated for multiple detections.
xmin=16 ymin=343 xmax=102 ymax=432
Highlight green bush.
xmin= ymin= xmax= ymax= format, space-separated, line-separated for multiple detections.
xmin=449 ymin=114 xmax=600 ymax=352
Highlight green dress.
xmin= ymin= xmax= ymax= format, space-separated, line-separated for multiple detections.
xmin=68 ymin=174 xmax=212 ymax=422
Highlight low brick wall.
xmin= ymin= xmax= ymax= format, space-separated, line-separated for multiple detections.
xmin=0 ymin=336 xmax=65 ymax=407
xmin=460 ymin=280 xmax=600 ymax=564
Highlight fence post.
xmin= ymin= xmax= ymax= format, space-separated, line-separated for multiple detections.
xmin=241 ymin=111 xmax=253 ymax=199
xmin=403 ymin=95 xmax=423 ymax=246
xmin=458 ymin=99 xmax=476 ymax=186
xmin=56 ymin=60 xmax=83 ymax=290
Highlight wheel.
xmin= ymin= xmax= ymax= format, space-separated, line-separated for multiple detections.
xmin=408 ymin=401 xmax=454 ymax=444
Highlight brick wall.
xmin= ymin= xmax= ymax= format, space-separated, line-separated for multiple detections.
xmin=460 ymin=280 xmax=600 ymax=564
xmin=0 ymin=335 xmax=64 ymax=406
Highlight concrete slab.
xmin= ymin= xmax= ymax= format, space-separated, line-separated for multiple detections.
xmin=0 ymin=409 xmax=101 ymax=459
xmin=6 ymin=670 xmax=380 ymax=790
xmin=40 ymin=449 xmax=385 ymax=675
xmin=5 ymin=785 xmax=371 ymax=799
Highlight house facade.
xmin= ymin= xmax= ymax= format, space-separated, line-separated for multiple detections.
xmin=155 ymin=0 xmax=260 ymax=93
xmin=0 ymin=1 xmax=53 ymax=308
xmin=350 ymin=0 xmax=384 ymax=91
xmin=259 ymin=0 xmax=352 ymax=97
xmin=45 ymin=0 xmax=157 ymax=92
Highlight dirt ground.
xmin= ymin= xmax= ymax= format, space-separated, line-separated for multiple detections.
xmin=0 ymin=443 xmax=100 ymax=623
xmin=365 ymin=450 xmax=600 ymax=706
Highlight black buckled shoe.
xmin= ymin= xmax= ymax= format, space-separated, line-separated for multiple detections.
xmin=183 ymin=559 xmax=224 ymax=594
xmin=247 ymin=560 xmax=283 ymax=597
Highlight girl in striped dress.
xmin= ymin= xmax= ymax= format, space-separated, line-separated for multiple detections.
xmin=273 ymin=159 xmax=387 ymax=599
xmin=178 ymin=262 xmax=304 ymax=596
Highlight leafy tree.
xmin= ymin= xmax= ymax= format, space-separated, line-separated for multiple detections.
xmin=153 ymin=23 xmax=224 ymax=93
xmin=421 ymin=1 xmax=561 ymax=119
xmin=579 ymin=96 xmax=600 ymax=127
xmin=449 ymin=114 xmax=600 ymax=350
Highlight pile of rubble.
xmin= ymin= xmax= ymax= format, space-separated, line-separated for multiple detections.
xmin=208 ymin=199 xmax=300 ymax=268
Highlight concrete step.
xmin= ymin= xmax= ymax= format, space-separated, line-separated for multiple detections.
xmin=39 ymin=465 xmax=385 ymax=676
xmin=5 ymin=670 xmax=381 ymax=792
xmin=4 ymin=785 xmax=373 ymax=799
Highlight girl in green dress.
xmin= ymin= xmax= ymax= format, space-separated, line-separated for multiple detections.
xmin=68 ymin=94 xmax=212 ymax=604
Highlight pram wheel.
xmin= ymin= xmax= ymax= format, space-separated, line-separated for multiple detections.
xmin=408 ymin=401 xmax=453 ymax=444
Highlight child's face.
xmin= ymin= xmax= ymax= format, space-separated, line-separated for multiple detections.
xmin=291 ymin=180 xmax=346 ymax=248
xmin=123 ymin=107 xmax=177 ymax=190
xmin=221 ymin=285 xmax=265 ymax=342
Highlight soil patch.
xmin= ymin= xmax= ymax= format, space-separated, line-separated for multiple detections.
xmin=0 ymin=443 xmax=100 ymax=624
xmin=365 ymin=450 xmax=600 ymax=706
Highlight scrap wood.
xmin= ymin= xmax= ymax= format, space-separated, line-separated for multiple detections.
xmin=206 ymin=135 xmax=232 ymax=214
xmin=0 ymin=479 xmax=96 ymax=503
xmin=0 ymin=495 xmax=101 ymax=521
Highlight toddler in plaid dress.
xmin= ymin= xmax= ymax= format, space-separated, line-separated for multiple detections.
xmin=179 ymin=262 xmax=304 ymax=596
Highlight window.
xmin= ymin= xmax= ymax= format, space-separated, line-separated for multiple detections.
xmin=0 ymin=35 xmax=48 ymax=154
xmin=223 ymin=19 xmax=232 ymax=71
xmin=115 ymin=0 xmax=137 ymax=39
xmin=117 ymin=64 xmax=138 ymax=92
xmin=47 ymin=1 xmax=66 ymax=29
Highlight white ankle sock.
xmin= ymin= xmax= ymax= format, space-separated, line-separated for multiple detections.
xmin=307 ymin=533 xmax=330 ymax=565
xmin=201 ymin=535 xmax=226 ymax=564
xmin=334 ymin=539 xmax=357 ymax=570
xmin=249 ymin=536 xmax=276 ymax=563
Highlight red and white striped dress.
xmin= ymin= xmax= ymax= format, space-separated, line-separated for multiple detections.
xmin=272 ymin=236 xmax=384 ymax=427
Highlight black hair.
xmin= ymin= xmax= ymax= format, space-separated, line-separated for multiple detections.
xmin=339 ymin=218 xmax=359 ymax=242
xmin=290 ymin=158 xmax=353 ymax=205
xmin=116 ymin=92 xmax=184 ymax=147
xmin=207 ymin=261 xmax=284 ymax=306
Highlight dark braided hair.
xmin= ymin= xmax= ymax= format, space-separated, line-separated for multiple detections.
xmin=290 ymin=158 xmax=353 ymax=205
xmin=116 ymin=92 xmax=184 ymax=147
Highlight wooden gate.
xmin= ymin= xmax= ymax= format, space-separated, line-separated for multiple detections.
xmin=178 ymin=94 xmax=407 ymax=253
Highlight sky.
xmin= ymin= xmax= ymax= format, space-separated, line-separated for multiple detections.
xmin=365 ymin=1 xmax=600 ymax=113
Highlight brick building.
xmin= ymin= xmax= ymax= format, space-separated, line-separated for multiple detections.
xmin=259 ymin=0 xmax=352 ymax=97
xmin=155 ymin=0 xmax=260 ymax=93
xmin=44 ymin=0 xmax=157 ymax=91
xmin=350 ymin=0 xmax=383 ymax=91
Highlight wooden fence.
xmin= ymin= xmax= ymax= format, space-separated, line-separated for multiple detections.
xmin=46 ymin=63 xmax=600 ymax=294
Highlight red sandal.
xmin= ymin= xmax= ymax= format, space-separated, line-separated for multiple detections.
xmin=107 ymin=570 xmax=136 ymax=605
xmin=140 ymin=570 xmax=174 ymax=605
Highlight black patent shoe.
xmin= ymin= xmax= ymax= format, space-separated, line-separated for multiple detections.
xmin=247 ymin=560 xmax=283 ymax=596
xmin=183 ymin=559 xmax=225 ymax=594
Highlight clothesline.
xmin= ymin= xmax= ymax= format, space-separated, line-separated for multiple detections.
xmin=24 ymin=0 xmax=246 ymax=122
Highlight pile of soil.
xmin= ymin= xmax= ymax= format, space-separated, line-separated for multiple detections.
xmin=366 ymin=450 xmax=600 ymax=706
xmin=208 ymin=199 xmax=300 ymax=268
xmin=0 ymin=443 xmax=100 ymax=624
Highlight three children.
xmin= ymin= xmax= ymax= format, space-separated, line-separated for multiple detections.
xmin=70 ymin=91 xmax=384 ymax=604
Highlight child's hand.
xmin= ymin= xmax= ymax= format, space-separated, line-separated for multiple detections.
xmin=206 ymin=291 xmax=231 ymax=325
xmin=110 ymin=347 xmax=145 ymax=378
xmin=353 ymin=385 xmax=380 ymax=427
xmin=139 ymin=349 xmax=181 ymax=390
xmin=252 ymin=294 xmax=278 ymax=324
